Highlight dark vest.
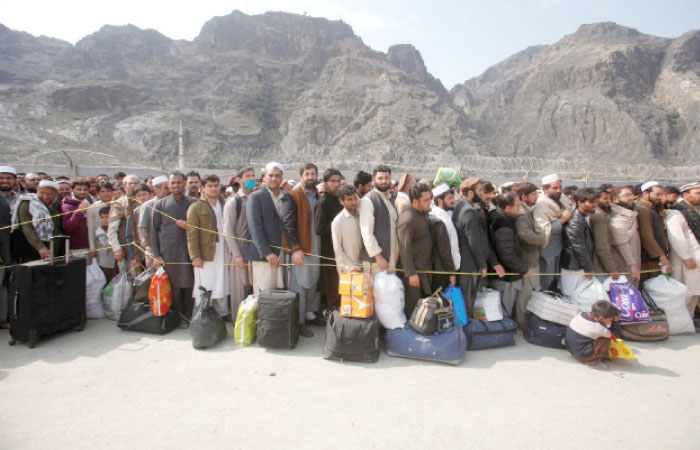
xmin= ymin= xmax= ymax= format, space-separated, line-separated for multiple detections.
xmin=637 ymin=201 xmax=669 ymax=262
xmin=367 ymin=190 xmax=396 ymax=261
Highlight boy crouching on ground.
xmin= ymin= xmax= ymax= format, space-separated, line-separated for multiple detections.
xmin=566 ymin=300 xmax=621 ymax=368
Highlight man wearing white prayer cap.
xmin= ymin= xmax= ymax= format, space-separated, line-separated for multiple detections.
xmin=0 ymin=166 xmax=18 ymax=328
xmin=135 ymin=175 xmax=170 ymax=268
xmin=636 ymin=181 xmax=671 ymax=283
xmin=532 ymin=173 xmax=573 ymax=291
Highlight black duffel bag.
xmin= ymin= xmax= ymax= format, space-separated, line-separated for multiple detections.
xmin=323 ymin=311 xmax=379 ymax=363
xmin=409 ymin=288 xmax=453 ymax=335
xmin=117 ymin=302 xmax=179 ymax=335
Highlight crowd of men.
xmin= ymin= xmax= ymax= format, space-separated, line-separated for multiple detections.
xmin=0 ymin=163 xmax=698 ymax=337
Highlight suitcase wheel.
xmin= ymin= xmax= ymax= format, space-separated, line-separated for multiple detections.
xmin=76 ymin=325 xmax=85 ymax=332
xmin=28 ymin=330 xmax=38 ymax=349
xmin=9 ymin=339 xmax=16 ymax=346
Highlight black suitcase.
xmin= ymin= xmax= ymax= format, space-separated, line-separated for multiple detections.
xmin=323 ymin=311 xmax=379 ymax=362
xmin=9 ymin=236 xmax=87 ymax=348
xmin=117 ymin=301 xmax=179 ymax=335
xmin=257 ymin=289 xmax=299 ymax=349
xmin=524 ymin=313 xmax=567 ymax=349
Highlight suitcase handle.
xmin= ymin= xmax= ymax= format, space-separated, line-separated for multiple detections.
xmin=49 ymin=235 xmax=71 ymax=264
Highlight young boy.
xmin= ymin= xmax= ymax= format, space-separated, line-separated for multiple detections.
xmin=566 ymin=300 xmax=621 ymax=368
xmin=95 ymin=206 xmax=118 ymax=282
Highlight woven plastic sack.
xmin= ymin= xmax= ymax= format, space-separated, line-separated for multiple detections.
xmin=102 ymin=271 xmax=133 ymax=320
xmin=148 ymin=267 xmax=172 ymax=316
xmin=234 ymin=295 xmax=259 ymax=347
xmin=433 ymin=168 xmax=462 ymax=190
xmin=373 ymin=271 xmax=407 ymax=329
xmin=473 ymin=288 xmax=503 ymax=321
xmin=644 ymin=275 xmax=694 ymax=334
xmin=571 ymin=278 xmax=607 ymax=312
xmin=86 ymin=259 xmax=106 ymax=319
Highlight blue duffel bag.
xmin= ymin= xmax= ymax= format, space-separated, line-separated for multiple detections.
xmin=385 ymin=326 xmax=466 ymax=365
xmin=464 ymin=317 xmax=517 ymax=350
xmin=523 ymin=313 xmax=567 ymax=349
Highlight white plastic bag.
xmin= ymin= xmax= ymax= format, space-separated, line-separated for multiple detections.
xmin=373 ymin=271 xmax=406 ymax=329
xmin=85 ymin=259 xmax=106 ymax=319
xmin=601 ymin=275 xmax=629 ymax=292
xmin=473 ymin=288 xmax=503 ymax=321
xmin=571 ymin=278 xmax=607 ymax=312
xmin=644 ymin=275 xmax=694 ymax=334
xmin=102 ymin=271 xmax=133 ymax=320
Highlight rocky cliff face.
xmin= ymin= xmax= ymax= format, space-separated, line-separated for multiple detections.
xmin=0 ymin=14 xmax=697 ymax=173
xmin=451 ymin=22 xmax=699 ymax=165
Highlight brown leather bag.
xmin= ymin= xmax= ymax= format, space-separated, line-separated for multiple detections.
xmin=409 ymin=288 xmax=453 ymax=335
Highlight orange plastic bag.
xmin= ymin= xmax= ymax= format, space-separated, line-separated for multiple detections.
xmin=148 ymin=267 xmax=172 ymax=316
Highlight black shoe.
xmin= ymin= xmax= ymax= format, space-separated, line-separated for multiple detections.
xmin=310 ymin=316 xmax=327 ymax=327
xmin=299 ymin=325 xmax=314 ymax=338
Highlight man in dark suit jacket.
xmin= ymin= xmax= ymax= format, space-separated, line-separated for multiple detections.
xmin=453 ymin=178 xmax=491 ymax=312
xmin=0 ymin=166 xmax=18 ymax=328
xmin=245 ymin=162 xmax=300 ymax=295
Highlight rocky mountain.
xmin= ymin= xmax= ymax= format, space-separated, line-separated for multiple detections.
xmin=0 ymin=13 xmax=697 ymax=174
xmin=452 ymin=22 xmax=700 ymax=165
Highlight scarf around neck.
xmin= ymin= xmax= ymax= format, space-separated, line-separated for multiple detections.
xmin=677 ymin=200 xmax=700 ymax=246
xmin=10 ymin=193 xmax=54 ymax=242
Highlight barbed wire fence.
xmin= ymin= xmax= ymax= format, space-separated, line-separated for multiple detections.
xmin=10 ymin=148 xmax=700 ymax=185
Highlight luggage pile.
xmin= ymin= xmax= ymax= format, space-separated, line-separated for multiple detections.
xmin=386 ymin=286 xmax=467 ymax=365
xmin=464 ymin=288 xmax=517 ymax=351
xmin=524 ymin=291 xmax=575 ymax=349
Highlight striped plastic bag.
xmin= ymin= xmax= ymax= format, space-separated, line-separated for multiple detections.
xmin=234 ymin=295 xmax=259 ymax=347
xmin=148 ymin=267 xmax=172 ymax=317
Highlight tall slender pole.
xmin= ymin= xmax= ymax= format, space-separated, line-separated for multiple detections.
xmin=178 ymin=121 xmax=184 ymax=170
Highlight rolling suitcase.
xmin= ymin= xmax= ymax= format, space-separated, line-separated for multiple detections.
xmin=117 ymin=301 xmax=179 ymax=335
xmin=257 ymin=289 xmax=299 ymax=349
xmin=523 ymin=313 xmax=567 ymax=349
xmin=323 ymin=311 xmax=379 ymax=362
xmin=385 ymin=326 xmax=466 ymax=365
xmin=9 ymin=235 xmax=87 ymax=348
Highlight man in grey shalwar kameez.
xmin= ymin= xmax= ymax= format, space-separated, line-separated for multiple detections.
xmin=150 ymin=172 xmax=196 ymax=323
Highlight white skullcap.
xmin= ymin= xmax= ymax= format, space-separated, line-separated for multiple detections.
xmin=641 ymin=181 xmax=659 ymax=192
xmin=0 ymin=166 xmax=17 ymax=175
xmin=432 ymin=183 xmax=451 ymax=197
xmin=541 ymin=174 xmax=560 ymax=185
xmin=151 ymin=175 xmax=168 ymax=187
xmin=680 ymin=181 xmax=700 ymax=193
xmin=225 ymin=186 xmax=234 ymax=194
xmin=38 ymin=180 xmax=59 ymax=190
xmin=57 ymin=180 xmax=71 ymax=185
xmin=265 ymin=162 xmax=284 ymax=173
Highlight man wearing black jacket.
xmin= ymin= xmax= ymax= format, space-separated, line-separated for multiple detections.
xmin=561 ymin=188 xmax=596 ymax=297
xmin=314 ymin=168 xmax=344 ymax=311
xmin=488 ymin=192 xmax=532 ymax=317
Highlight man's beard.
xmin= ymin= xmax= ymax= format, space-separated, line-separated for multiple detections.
xmin=617 ymin=202 xmax=634 ymax=211
xmin=652 ymin=200 xmax=663 ymax=210
xmin=26 ymin=188 xmax=37 ymax=194
xmin=375 ymin=184 xmax=390 ymax=193
xmin=547 ymin=191 xmax=562 ymax=201
xmin=304 ymin=181 xmax=317 ymax=191
xmin=0 ymin=185 xmax=11 ymax=192
xmin=599 ymin=204 xmax=612 ymax=214
xmin=473 ymin=193 xmax=483 ymax=204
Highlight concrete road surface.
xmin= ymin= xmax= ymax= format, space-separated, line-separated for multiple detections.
xmin=1 ymin=319 xmax=699 ymax=450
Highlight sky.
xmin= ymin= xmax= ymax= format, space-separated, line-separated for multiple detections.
xmin=0 ymin=0 xmax=697 ymax=88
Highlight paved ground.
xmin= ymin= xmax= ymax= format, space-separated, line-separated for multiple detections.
xmin=1 ymin=319 xmax=699 ymax=450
